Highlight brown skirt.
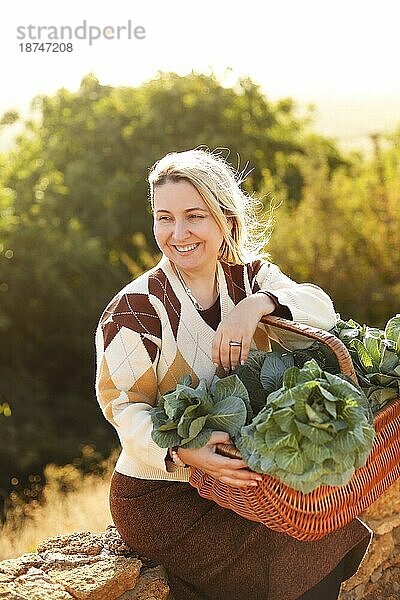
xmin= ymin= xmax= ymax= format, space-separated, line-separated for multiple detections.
xmin=109 ymin=471 xmax=371 ymax=600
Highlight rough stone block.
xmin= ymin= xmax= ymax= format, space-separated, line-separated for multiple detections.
xmin=48 ymin=556 xmax=142 ymax=600
xmin=342 ymin=531 xmax=394 ymax=590
xmin=0 ymin=553 xmax=45 ymax=579
xmin=361 ymin=480 xmax=400 ymax=521
xmin=37 ymin=531 xmax=103 ymax=556
xmin=7 ymin=566 xmax=74 ymax=599
xmin=0 ymin=527 xmax=173 ymax=600
xmin=117 ymin=566 xmax=170 ymax=600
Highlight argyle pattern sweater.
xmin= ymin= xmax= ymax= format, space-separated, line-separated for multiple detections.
xmin=95 ymin=255 xmax=336 ymax=481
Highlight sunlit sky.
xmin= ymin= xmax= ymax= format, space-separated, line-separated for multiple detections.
xmin=1 ymin=0 xmax=400 ymax=148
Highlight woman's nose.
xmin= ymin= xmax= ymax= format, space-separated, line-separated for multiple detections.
xmin=172 ymin=220 xmax=190 ymax=241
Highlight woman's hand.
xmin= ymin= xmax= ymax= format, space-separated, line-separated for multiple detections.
xmin=177 ymin=431 xmax=262 ymax=488
xmin=212 ymin=293 xmax=275 ymax=371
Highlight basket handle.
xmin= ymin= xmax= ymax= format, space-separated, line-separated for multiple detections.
xmin=260 ymin=315 xmax=357 ymax=380
xmin=216 ymin=315 xmax=357 ymax=460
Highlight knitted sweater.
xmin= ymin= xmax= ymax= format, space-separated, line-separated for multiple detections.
xmin=95 ymin=255 xmax=336 ymax=481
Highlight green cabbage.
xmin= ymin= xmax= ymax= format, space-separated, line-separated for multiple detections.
xmin=233 ymin=347 xmax=339 ymax=416
xmin=150 ymin=374 xmax=249 ymax=449
xmin=235 ymin=359 xmax=375 ymax=493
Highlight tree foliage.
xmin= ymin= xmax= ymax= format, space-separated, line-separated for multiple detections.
xmin=268 ymin=132 xmax=400 ymax=326
xmin=0 ymin=71 xmax=398 ymax=510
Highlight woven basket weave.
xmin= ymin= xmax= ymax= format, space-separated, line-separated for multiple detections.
xmin=189 ymin=315 xmax=400 ymax=541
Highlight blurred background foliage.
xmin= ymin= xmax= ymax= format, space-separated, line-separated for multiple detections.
xmin=0 ymin=71 xmax=399 ymax=515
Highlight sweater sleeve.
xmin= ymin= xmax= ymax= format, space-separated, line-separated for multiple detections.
xmin=95 ymin=292 xmax=169 ymax=472
xmin=251 ymin=261 xmax=336 ymax=350
xmin=257 ymin=291 xmax=293 ymax=320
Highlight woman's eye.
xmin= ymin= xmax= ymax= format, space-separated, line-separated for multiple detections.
xmin=156 ymin=214 xmax=205 ymax=222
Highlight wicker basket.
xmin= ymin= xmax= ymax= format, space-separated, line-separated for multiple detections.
xmin=189 ymin=315 xmax=400 ymax=541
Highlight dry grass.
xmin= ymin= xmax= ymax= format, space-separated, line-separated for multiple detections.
xmin=0 ymin=452 xmax=116 ymax=561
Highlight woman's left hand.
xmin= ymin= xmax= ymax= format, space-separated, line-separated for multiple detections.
xmin=212 ymin=293 xmax=275 ymax=371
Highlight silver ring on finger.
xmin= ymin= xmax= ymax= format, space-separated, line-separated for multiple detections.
xmin=229 ymin=340 xmax=242 ymax=347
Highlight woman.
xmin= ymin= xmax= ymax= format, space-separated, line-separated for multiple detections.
xmin=95 ymin=148 xmax=371 ymax=599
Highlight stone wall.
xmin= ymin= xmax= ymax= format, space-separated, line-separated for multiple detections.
xmin=1 ymin=480 xmax=399 ymax=599
xmin=339 ymin=480 xmax=400 ymax=600
xmin=0 ymin=527 xmax=170 ymax=600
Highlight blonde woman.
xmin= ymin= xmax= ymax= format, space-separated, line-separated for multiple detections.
xmin=95 ymin=148 xmax=371 ymax=600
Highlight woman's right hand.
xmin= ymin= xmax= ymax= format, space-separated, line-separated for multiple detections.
xmin=177 ymin=431 xmax=262 ymax=489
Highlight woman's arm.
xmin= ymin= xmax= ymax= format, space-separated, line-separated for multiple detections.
xmin=254 ymin=262 xmax=336 ymax=331
xmin=212 ymin=262 xmax=336 ymax=370
xmin=254 ymin=262 xmax=336 ymax=351
xmin=95 ymin=294 xmax=169 ymax=473
xmin=256 ymin=290 xmax=293 ymax=320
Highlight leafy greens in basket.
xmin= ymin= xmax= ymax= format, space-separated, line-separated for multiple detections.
xmin=235 ymin=359 xmax=375 ymax=493
xmin=151 ymin=359 xmax=374 ymax=493
xmin=233 ymin=312 xmax=400 ymax=417
xmin=233 ymin=347 xmax=340 ymax=417
xmin=334 ymin=314 xmax=400 ymax=412
xmin=150 ymin=374 xmax=250 ymax=449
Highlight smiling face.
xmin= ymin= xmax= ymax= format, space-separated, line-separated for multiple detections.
xmin=153 ymin=179 xmax=225 ymax=278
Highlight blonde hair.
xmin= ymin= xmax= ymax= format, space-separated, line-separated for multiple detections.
xmin=148 ymin=148 xmax=271 ymax=264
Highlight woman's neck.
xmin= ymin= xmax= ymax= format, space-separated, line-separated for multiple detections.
xmin=173 ymin=262 xmax=219 ymax=310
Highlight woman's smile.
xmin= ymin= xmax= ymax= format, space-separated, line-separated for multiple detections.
xmin=173 ymin=243 xmax=200 ymax=253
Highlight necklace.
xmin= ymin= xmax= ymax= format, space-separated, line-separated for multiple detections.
xmin=175 ymin=267 xmax=219 ymax=311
